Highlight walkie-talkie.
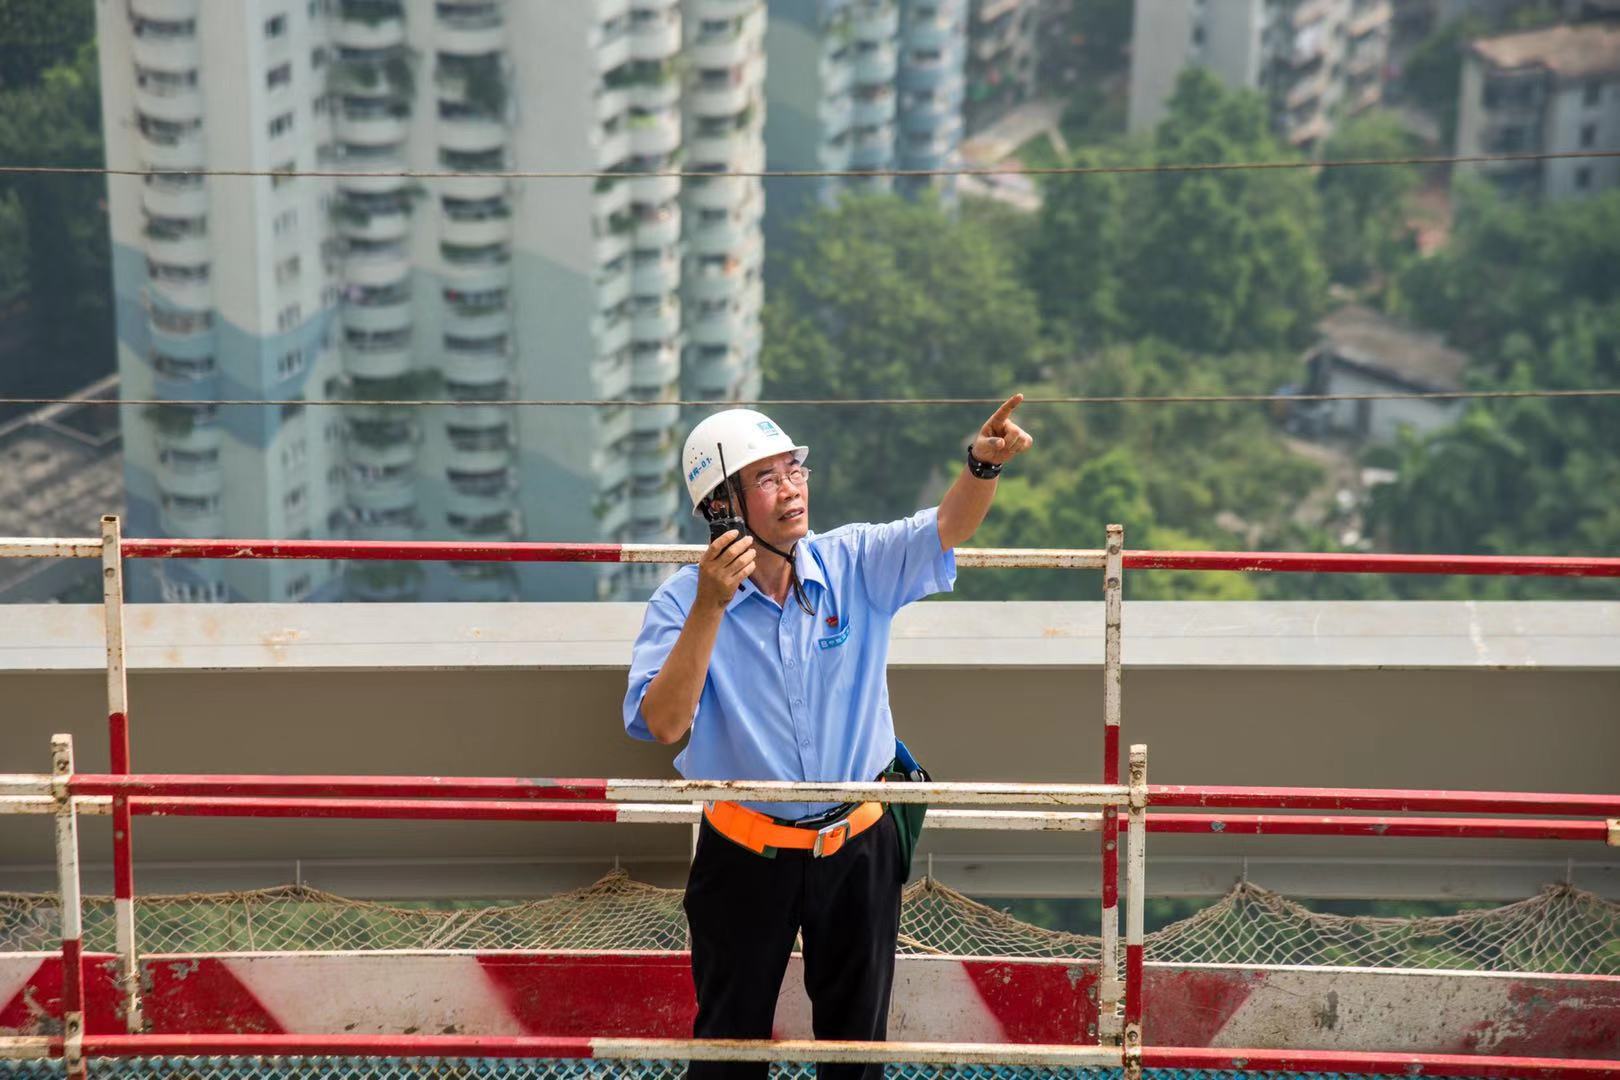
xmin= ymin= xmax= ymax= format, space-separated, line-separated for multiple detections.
xmin=706 ymin=443 xmax=751 ymax=548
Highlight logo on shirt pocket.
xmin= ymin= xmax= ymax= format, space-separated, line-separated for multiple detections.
xmin=817 ymin=622 xmax=852 ymax=650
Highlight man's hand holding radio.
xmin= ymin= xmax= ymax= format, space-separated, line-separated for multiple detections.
xmin=696 ymin=531 xmax=755 ymax=611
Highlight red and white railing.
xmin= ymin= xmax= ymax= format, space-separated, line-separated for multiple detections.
xmin=2 ymin=519 xmax=1618 ymax=1078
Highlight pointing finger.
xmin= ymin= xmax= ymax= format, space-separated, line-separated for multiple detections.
xmin=987 ymin=393 xmax=1025 ymax=430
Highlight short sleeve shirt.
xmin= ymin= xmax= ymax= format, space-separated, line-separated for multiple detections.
xmin=623 ymin=507 xmax=957 ymax=819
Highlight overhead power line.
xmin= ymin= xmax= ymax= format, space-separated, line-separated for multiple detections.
xmin=0 ymin=149 xmax=1616 ymax=183
xmin=4 ymin=389 xmax=1618 ymax=410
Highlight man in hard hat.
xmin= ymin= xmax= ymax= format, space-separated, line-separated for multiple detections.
xmin=623 ymin=396 xmax=1032 ymax=1079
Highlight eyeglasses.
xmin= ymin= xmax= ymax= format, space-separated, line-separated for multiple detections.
xmin=741 ymin=465 xmax=812 ymax=497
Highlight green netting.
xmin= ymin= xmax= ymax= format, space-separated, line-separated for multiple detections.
xmin=3 ymin=873 xmax=1617 ymax=973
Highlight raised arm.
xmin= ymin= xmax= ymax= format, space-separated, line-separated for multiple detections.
xmin=937 ymin=393 xmax=1034 ymax=551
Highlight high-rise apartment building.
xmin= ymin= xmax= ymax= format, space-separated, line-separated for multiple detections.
xmin=1127 ymin=0 xmax=1393 ymax=148
xmin=763 ymin=0 xmax=965 ymax=237
xmin=98 ymin=0 xmax=766 ymax=604
xmin=1456 ymin=22 xmax=1620 ymax=201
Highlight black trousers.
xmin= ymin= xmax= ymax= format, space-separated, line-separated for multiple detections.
xmin=683 ymin=810 xmax=903 ymax=1080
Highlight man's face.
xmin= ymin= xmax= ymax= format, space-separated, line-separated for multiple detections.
xmin=724 ymin=450 xmax=810 ymax=548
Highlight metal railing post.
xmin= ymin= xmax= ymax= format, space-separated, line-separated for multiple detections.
xmin=1099 ymin=523 xmax=1124 ymax=1042
xmin=102 ymin=515 xmax=143 ymax=1031
xmin=52 ymin=735 xmax=87 ymax=1080
xmin=1125 ymin=743 xmax=1148 ymax=1077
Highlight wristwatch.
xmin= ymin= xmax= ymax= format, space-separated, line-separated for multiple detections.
xmin=965 ymin=444 xmax=1003 ymax=479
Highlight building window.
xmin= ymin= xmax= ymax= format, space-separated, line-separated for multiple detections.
xmin=284 ymin=486 xmax=308 ymax=511
xmin=273 ymin=208 xmax=299 ymax=234
xmin=1575 ymin=166 xmax=1592 ymax=190
xmin=285 ymin=574 xmax=312 ymax=600
xmin=1584 ymin=79 xmax=1602 ymax=107
xmin=266 ymin=13 xmax=288 ymax=38
xmin=275 ymin=255 xmax=302 ymax=284
xmin=269 ymin=111 xmax=296 ymax=138
xmin=277 ymin=304 xmax=302 ymax=331
xmin=281 ymin=397 xmax=306 ymax=421
xmin=276 ymin=347 xmax=307 ymax=379
xmin=1580 ymin=123 xmax=1597 ymax=149
xmin=268 ymin=62 xmax=293 ymax=90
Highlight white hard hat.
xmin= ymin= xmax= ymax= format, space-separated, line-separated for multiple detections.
xmin=681 ymin=409 xmax=809 ymax=515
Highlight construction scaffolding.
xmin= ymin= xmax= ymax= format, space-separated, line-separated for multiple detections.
xmin=0 ymin=521 xmax=1618 ymax=1079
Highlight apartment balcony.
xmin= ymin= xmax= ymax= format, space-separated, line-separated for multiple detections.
xmin=853 ymin=1 xmax=900 ymax=41
xmin=687 ymin=128 xmax=746 ymax=167
xmin=130 ymin=29 xmax=200 ymax=73
xmin=852 ymin=90 xmax=896 ymax=128
xmin=445 ymin=442 xmax=513 ymax=477
xmin=631 ymin=345 xmax=680 ymax=389
xmin=632 ymin=207 xmax=681 ymax=249
xmin=343 ymin=292 xmax=412 ymax=333
xmin=1347 ymin=43 xmax=1383 ymax=78
xmin=133 ymin=78 xmax=202 ymax=125
xmin=899 ymin=49 xmax=959 ymax=93
xmin=151 ymin=362 xmax=218 ymax=404
xmin=690 ymin=0 xmax=758 ymax=18
xmin=349 ymin=474 xmax=418 ymax=513
xmin=626 ymin=77 xmax=681 ymax=114
xmin=689 ymin=26 xmax=753 ymax=69
xmin=628 ymin=10 xmax=682 ymax=60
xmin=628 ymin=111 xmax=681 ymax=157
xmin=1286 ymin=67 xmax=1330 ymax=111
xmin=593 ymin=353 xmax=634 ymax=401
xmin=1292 ymin=0 xmax=1333 ymax=28
xmin=138 ymin=124 xmax=205 ymax=172
xmin=595 ymin=312 xmax=634 ymax=356
xmin=338 ymin=202 xmax=410 ymax=243
xmin=441 ymin=347 xmax=511 ymax=388
xmin=333 ymin=6 xmax=407 ymax=50
xmin=159 ymin=504 xmax=225 ymax=539
xmin=147 ymin=273 xmax=211 ymax=314
xmin=343 ymin=243 xmax=412 ymax=287
xmin=631 ymin=479 xmax=680 ymax=522
xmin=595 ymin=25 xmax=633 ymax=74
xmin=442 ymin=304 xmax=511 ymax=341
xmin=593 ymin=446 xmax=633 ymax=494
xmin=335 ymin=144 xmax=410 ymax=195
xmin=347 ymin=429 xmax=417 ymax=469
xmin=338 ymin=109 xmax=410 ymax=147
xmin=631 ymin=299 xmax=680 ymax=341
xmin=906 ymin=11 xmax=956 ymax=51
xmin=446 ymin=475 xmax=516 ymax=517
xmin=595 ymin=125 xmax=633 ymax=171
xmin=130 ymin=0 xmax=201 ymax=19
xmin=631 ymin=399 xmax=680 ymax=435
xmin=690 ymin=80 xmax=750 ymax=116
xmin=141 ymin=176 xmax=207 ymax=219
xmin=155 ymin=457 xmax=223 ymax=501
xmin=143 ymin=222 xmax=208 ymax=266
xmin=625 ymin=172 xmax=679 ymax=206
xmin=630 ymin=251 xmax=679 ymax=294
xmin=597 ymin=262 xmax=633 ymax=308
xmin=685 ymin=172 xmax=756 ymax=211
xmin=687 ymin=212 xmax=752 ymax=256
xmin=854 ymin=42 xmax=898 ymax=84
xmin=440 ymin=243 xmax=513 ymax=281
xmin=594 ymin=406 xmax=634 ymax=448
xmin=596 ymin=491 xmax=632 ymax=538
xmin=1286 ymin=112 xmax=1331 ymax=148
xmin=444 ymin=402 xmax=513 ymax=430
xmin=686 ymin=259 xmax=746 ymax=302
xmin=595 ymin=220 xmax=634 ymax=266
xmin=440 ymin=117 xmax=508 ymax=155
xmin=819 ymin=92 xmax=854 ymax=133
xmin=437 ymin=14 xmax=505 ymax=55
xmin=342 ymin=337 xmax=413 ymax=380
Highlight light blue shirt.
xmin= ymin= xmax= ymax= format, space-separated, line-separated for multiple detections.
xmin=623 ymin=507 xmax=957 ymax=820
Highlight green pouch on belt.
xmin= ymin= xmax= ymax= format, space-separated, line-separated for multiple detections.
xmin=883 ymin=738 xmax=930 ymax=880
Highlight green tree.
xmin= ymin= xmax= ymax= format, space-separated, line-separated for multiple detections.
xmin=0 ymin=39 xmax=111 ymax=359
xmin=762 ymin=194 xmax=1044 ymax=526
xmin=1030 ymin=69 xmax=1327 ymax=354
xmin=1317 ymin=112 xmax=1420 ymax=285
xmin=0 ymin=0 xmax=94 ymax=89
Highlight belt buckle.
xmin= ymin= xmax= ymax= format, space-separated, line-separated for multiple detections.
xmin=812 ymin=818 xmax=851 ymax=858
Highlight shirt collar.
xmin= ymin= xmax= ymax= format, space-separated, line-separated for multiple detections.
xmin=725 ymin=532 xmax=825 ymax=611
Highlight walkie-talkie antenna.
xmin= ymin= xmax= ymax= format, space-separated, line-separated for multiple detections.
xmin=718 ymin=442 xmax=754 ymax=533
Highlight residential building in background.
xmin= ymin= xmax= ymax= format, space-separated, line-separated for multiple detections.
xmin=1289 ymin=305 xmax=1469 ymax=444
xmin=764 ymin=0 xmax=965 ymax=239
xmin=1456 ymin=21 xmax=1620 ymax=200
xmin=965 ymin=0 xmax=1040 ymax=131
xmin=97 ymin=0 xmax=766 ymax=604
xmin=1128 ymin=0 xmax=1394 ymax=148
